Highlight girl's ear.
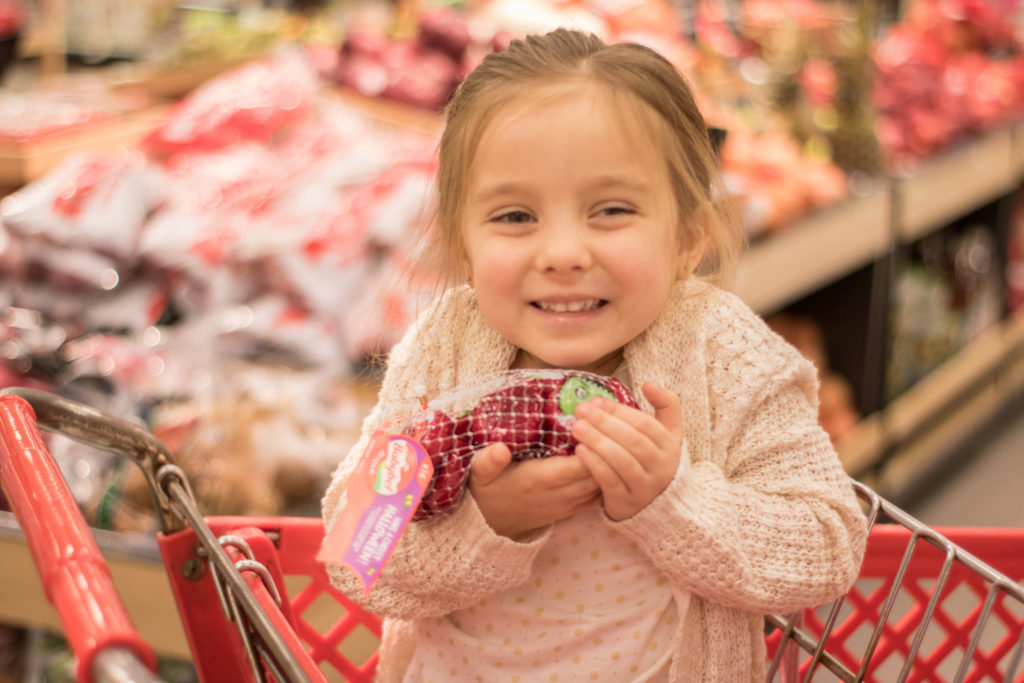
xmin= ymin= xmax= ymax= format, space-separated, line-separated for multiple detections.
xmin=676 ymin=210 xmax=708 ymax=280
xmin=458 ymin=249 xmax=474 ymax=288
xmin=676 ymin=240 xmax=704 ymax=279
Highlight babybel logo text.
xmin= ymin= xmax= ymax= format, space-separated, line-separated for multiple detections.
xmin=375 ymin=438 xmax=414 ymax=495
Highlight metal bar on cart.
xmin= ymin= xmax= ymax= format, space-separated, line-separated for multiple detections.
xmin=767 ymin=481 xmax=1024 ymax=683
xmin=860 ymin=480 xmax=1024 ymax=596
xmin=766 ymin=612 xmax=859 ymax=682
xmin=859 ymin=527 xmax=956 ymax=682
xmin=0 ymin=387 xmax=180 ymax=532
xmin=93 ymin=647 xmax=165 ymax=683
xmin=221 ymin=534 xmax=327 ymax=682
xmin=855 ymin=484 xmax=1024 ymax=683
xmin=159 ymin=467 xmax=316 ymax=682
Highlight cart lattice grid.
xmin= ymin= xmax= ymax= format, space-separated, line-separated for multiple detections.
xmin=1 ymin=387 xmax=1022 ymax=683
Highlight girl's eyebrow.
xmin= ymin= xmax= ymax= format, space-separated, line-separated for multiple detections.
xmin=473 ymin=175 xmax=648 ymax=202
xmin=587 ymin=175 xmax=648 ymax=193
xmin=471 ymin=182 xmax=528 ymax=202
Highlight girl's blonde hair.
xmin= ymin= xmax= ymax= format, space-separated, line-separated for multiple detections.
xmin=424 ymin=28 xmax=743 ymax=288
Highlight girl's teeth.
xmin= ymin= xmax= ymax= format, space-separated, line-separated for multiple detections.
xmin=538 ymin=300 xmax=600 ymax=312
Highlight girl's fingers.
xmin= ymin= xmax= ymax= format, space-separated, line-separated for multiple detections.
xmin=573 ymin=399 xmax=668 ymax=470
xmin=641 ymin=382 xmax=683 ymax=436
xmin=572 ymin=418 xmax=648 ymax=487
xmin=570 ymin=487 xmax=603 ymax=507
xmin=525 ymin=450 xmax=595 ymax=485
xmin=574 ymin=443 xmax=631 ymax=493
xmin=571 ymin=389 xmax=684 ymax=516
xmin=548 ymin=462 xmax=602 ymax=499
xmin=469 ymin=443 xmax=512 ymax=486
xmin=469 ymin=451 xmax=601 ymax=538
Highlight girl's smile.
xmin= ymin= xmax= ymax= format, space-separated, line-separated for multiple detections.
xmin=531 ymin=298 xmax=605 ymax=313
xmin=461 ymin=82 xmax=690 ymax=374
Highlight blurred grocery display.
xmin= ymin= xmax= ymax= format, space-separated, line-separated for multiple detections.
xmin=1 ymin=50 xmax=439 ymax=533
xmin=0 ymin=0 xmax=1023 ymax=514
xmin=1009 ymin=186 xmax=1024 ymax=313
xmin=0 ymin=0 xmax=24 ymax=80
xmin=873 ymin=0 xmax=1024 ymax=171
xmin=3 ymin=0 xmax=1024 ymax=669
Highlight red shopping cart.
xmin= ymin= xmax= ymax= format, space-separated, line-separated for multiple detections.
xmin=1 ymin=386 xmax=1022 ymax=683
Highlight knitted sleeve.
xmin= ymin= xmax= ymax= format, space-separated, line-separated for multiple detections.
xmin=613 ymin=305 xmax=868 ymax=615
xmin=320 ymin=290 xmax=548 ymax=619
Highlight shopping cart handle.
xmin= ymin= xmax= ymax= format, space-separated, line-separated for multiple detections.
xmin=0 ymin=386 xmax=179 ymax=532
xmin=0 ymin=392 xmax=160 ymax=683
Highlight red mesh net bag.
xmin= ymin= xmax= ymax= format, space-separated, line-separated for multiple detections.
xmin=398 ymin=369 xmax=638 ymax=521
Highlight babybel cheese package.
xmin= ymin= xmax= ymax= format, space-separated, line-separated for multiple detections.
xmin=319 ymin=369 xmax=637 ymax=594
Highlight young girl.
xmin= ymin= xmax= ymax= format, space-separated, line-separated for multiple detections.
xmin=321 ymin=28 xmax=867 ymax=682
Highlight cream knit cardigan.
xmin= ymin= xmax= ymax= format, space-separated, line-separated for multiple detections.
xmin=321 ymin=279 xmax=868 ymax=682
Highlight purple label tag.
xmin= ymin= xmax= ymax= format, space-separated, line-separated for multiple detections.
xmin=318 ymin=432 xmax=433 ymax=594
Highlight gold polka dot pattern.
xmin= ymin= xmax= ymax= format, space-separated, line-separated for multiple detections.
xmin=403 ymin=506 xmax=674 ymax=681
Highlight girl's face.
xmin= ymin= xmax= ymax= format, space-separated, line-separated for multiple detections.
xmin=461 ymin=84 xmax=690 ymax=375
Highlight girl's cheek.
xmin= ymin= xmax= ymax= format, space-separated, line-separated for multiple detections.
xmin=474 ymin=243 xmax=527 ymax=281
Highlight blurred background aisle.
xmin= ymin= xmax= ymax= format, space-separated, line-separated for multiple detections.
xmin=908 ymin=390 xmax=1024 ymax=527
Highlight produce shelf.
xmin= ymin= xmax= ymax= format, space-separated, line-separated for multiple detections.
xmin=885 ymin=318 xmax=1015 ymax=444
xmin=878 ymin=375 xmax=1007 ymax=498
xmin=897 ymin=126 xmax=1017 ymax=243
xmin=110 ymin=59 xmax=252 ymax=100
xmin=734 ymin=184 xmax=891 ymax=314
xmin=329 ymin=87 xmax=443 ymax=136
xmin=834 ymin=411 xmax=885 ymax=479
xmin=1014 ymin=121 xmax=1024 ymax=179
xmin=0 ymin=510 xmax=189 ymax=659
xmin=0 ymin=106 xmax=167 ymax=187
xmin=839 ymin=310 xmax=1024 ymax=495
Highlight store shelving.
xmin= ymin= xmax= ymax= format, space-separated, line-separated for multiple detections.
xmin=110 ymin=58 xmax=251 ymax=100
xmin=884 ymin=313 xmax=1018 ymax=446
xmin=896 ymin=126 xmax=1017 ymax=243
xmin=0 ymin=509 xmax=189 ymax=659
xmin=766 ymin=126 xmax=1024 ymax=496
xmin=833 ymin=411 xmax=887 ymax=479
xmin=0 ymin=106 xmax=166 ymax=187
xmin=734 ymin=183 xmax=891 ymax=315
xmin=1015 ymin=124 xmax=1024 ymax=177
xmin=328 ymin=88 xmax=443 ymax=135
xmin=735 ymin=127 xmax=1021 ymax=302
xmin=730 ymin=120 xmax=1024 ymax=496
xmin=875 ymin=309 xmax=1024 ymax=496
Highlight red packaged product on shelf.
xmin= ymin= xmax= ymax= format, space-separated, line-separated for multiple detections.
xmin=142 ymin=54 xmax=318 ymax=155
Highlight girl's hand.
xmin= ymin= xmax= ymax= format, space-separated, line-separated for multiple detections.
xmin=571 ymin=382 xmax=685 ymax=521
xmin=469 ymin=443 xmax=601 ymax=540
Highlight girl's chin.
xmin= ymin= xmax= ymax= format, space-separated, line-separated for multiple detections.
xmin=513 ymin=348 xmax=624 ymax=376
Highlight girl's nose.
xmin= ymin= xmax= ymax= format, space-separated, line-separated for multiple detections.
xmin=534 ymin=221 xmax=593 ymax=273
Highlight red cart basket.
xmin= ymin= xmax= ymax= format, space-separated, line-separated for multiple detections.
xmin=1 ymin=386 xmax=1022 ymax=682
